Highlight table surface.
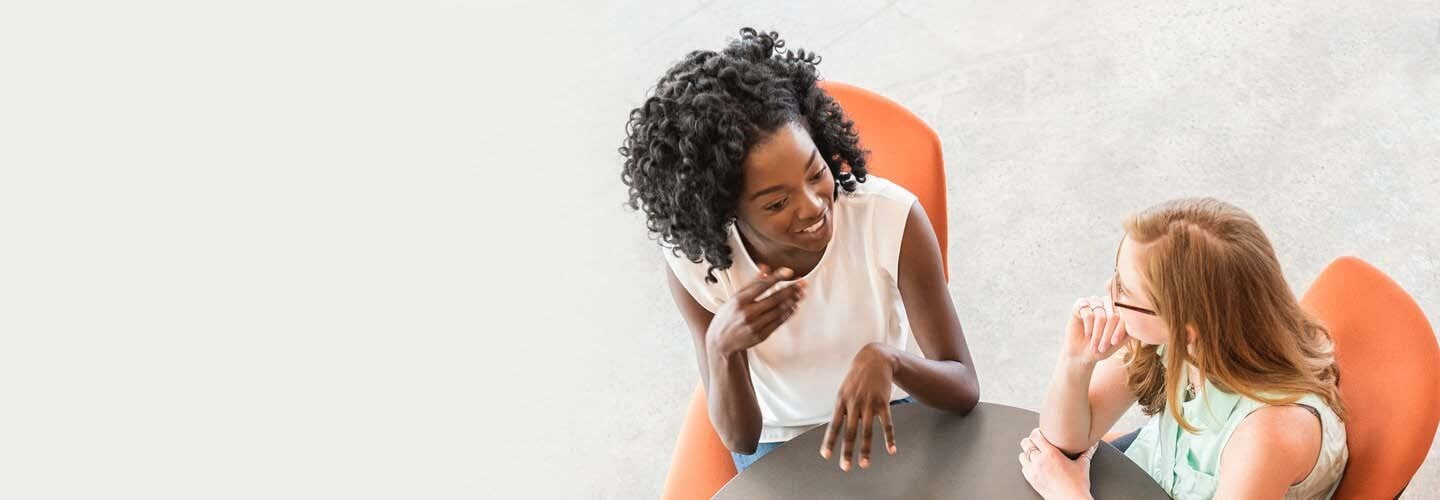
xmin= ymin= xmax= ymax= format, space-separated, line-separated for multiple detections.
xmin=714 ymin=402 xmax=1170 ymax=499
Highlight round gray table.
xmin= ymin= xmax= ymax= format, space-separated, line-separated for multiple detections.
xmin=714 ymin=402 xmax=1169 ymax=499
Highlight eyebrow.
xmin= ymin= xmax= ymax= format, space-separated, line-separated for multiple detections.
xmin=748 ymin=150 xmax=822 ymax=201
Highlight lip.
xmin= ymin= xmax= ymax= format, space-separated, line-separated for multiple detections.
xmin=794 ymin=211 xmax=828 ymax=234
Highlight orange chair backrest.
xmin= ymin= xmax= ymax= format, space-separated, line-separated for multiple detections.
xmin=1300 ymin=256 xmax=1440 ymax=499
xmin=819 ymin=81 xmax=949 ymax=277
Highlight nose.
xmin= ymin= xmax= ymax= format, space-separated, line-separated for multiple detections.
xmin=796 ymin=182 xmax=827 ymax=222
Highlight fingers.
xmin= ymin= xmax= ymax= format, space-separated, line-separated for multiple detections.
xmin=750 ymin=279 xmax=805 ymax=310
xmin=1087 ymin=300 xmax=1108 ymax=354
xmin=858 ymin=406 xmax=875 ymax=469
xmin=739 ymin=282 xmax=805 ymax=343
xmin=820 ymin=400 xmax=843 ymax=460
xmin=879 ymin=406 xmax=896 ymax=454
xmin=1110 ymin=314 xmax=1129 ymax=351
xmin=737 ymin=266 xmax=795 ymax=302
xmin=746 ymin=283 xmax=803 ymax=315
xmin=1098 ymin=299 xmax=1119 ymax=352
xmin=750 ymin=309 xmax=797 ymax=342
xmin=1101 ymin=295 xmax=1119 ymax=349
xmin=1017 ymin=444 xmax=1033 ymax=482
xmin=1029 ymin=428 xmax=1052 ymax=449
xmin=1030 ymin=428 xmax=1064 ymax=460
xmin=840 ymin=403 xmax=860 ymax=471
xmin=748 ymin=287 xmax=803 ymax=331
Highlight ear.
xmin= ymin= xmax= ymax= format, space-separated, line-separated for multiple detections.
xmin=1185 ymin=324 xmax=1199 ymax=348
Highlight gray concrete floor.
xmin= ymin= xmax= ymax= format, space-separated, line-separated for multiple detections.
xmin=485 ymin=1 xmax=1440 ymax=497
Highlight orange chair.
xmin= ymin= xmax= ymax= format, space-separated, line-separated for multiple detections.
xmin=1301 ymin=257 xmax=1440 ymax=499
xmin=660 ymin=81 xmax=950 ymax=499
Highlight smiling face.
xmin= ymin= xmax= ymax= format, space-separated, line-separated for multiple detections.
xmin=1111 ymin=235 xmax=1170 ymax=345
xmin=733 ymin=121 xmax=836 ymax=255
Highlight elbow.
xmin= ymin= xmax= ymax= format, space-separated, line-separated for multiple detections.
xmin=1054 ymin=440 xmax=1093 ymax=458
xmin=920 ymin=364 xmax=981 ymax=415
xmin=717 ymin=428 xmax=760 ymax=455
xmin=951 ymin=370 xmax=982 ymax=415
xmin=709 ymin=409 xmax=761 ymax=455
xmin=1037 ymin=423 xmax=1091 ymax=456
xmin=721 ymin=435 xmax=759 ymax=455
xmin=954 ymin=385 xmax=980 ymax=416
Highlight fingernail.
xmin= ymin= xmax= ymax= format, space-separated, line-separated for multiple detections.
xmin=841 ymin=460 xmax=850 ymax=471
xmin=860 ymin=458 xmax=869 ymax=468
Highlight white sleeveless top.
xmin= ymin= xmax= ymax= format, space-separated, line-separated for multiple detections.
xmin=664 ymin=176 xmax=921 ymax=443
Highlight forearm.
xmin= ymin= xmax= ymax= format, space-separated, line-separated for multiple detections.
xmin=880 ymin=343 xmax=980 ymax=414
xmin=705 ymin=341 xmax=764 ymax=454
xmin=1040 ymin=359 xmax=1099 ymax=454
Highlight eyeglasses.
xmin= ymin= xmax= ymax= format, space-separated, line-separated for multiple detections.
xmin=1110 ymin=237 xmax=1158 ymax=316
xmin=1110 ymin=271 xmax=1157 ymax=316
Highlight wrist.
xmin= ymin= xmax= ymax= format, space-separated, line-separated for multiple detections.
xmin=1060 ymin=355 xmax=1099 ymax=374
xmin=860 ymin=342 xmax=901 ymax=373
xmin=706 ymin=330 xmax=741 ymax=359
xmin=1042 ymin=486 xmax=1092 ymax=500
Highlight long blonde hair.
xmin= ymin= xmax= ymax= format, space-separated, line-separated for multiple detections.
xmin=1121 ymin=198 xmax=1344 ymax=432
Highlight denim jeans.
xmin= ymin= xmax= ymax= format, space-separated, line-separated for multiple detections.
xmin=731 ymin=396 xmax=916 ymax=473
xmin=1109 ymin=428 xmax=1142 ymax=452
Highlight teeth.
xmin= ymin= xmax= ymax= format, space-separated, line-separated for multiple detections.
xmin=801 ymin=218 xmax=823 ymax=233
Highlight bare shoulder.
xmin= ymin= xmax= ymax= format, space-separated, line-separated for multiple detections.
xmin=1233 ymin=404 xmax=1322 ymax=455
xmin=1217 ymin=404 xmax=1322 ymax=495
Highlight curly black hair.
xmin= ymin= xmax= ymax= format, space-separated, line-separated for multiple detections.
xmin=619 ymin=27 xmax=869 ymax=283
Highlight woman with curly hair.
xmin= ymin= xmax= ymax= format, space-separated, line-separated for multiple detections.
xmin=620 ymin=28 xmax=980 ymax=473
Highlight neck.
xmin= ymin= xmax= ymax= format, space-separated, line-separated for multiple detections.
xmin=737 ymin=226 xmax=825 ymax=276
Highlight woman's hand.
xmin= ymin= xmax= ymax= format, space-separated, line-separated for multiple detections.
xmin=820 ymin=343 xmax=899 ymax=471
xmin=1019 ymin=428 xmax=1096 ymax=500
xmin=1063 ymin=296 xmax=1128 ymax=367
xmin=705 ymin=264 xmax=807 ymax=357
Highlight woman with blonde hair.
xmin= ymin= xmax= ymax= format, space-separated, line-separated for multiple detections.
xmin=1020 ymin=198 xmax=1348 ymax=499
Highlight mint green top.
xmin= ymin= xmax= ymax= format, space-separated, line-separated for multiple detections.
xmin=1123 ymin=369 xmax=1348 ymax=499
